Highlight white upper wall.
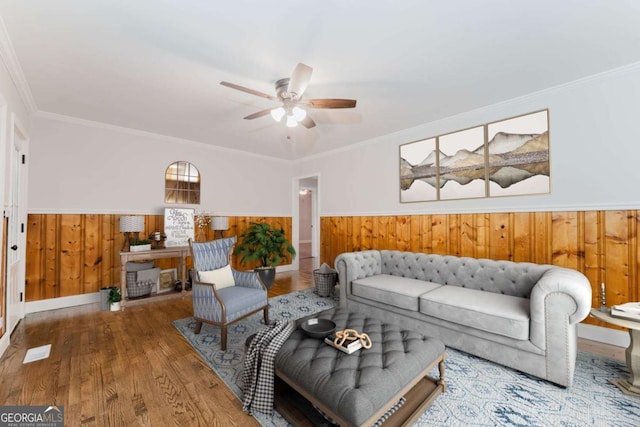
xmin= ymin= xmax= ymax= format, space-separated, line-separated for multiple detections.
xmin=1 ymin=39 xmax=31 ymax=217
xmin=28 ymin=116 xmax=293 ymax=216
xmin=0 ymin=63 xmax=29 ymax=128
xmin=26 ymin=63 xmax=640 ymax=217
xmin=0 ymin=28 xmax=31 ymax=128
xmin=295 ymin=64 xmax=640 ymax=216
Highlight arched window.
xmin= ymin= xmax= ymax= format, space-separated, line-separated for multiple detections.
xmin=165 ymin=161 xmax=200 ymax=204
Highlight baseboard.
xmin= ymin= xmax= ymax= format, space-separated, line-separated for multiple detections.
xmin=26 ymin=293 xmax=100 ymax=314
xmin=24 ymin=266 xmax=296 ymax=313
xmin=577 ymin=323 xmax=629 ymax=348
xmin=275 ymin=264 xmax=296 ymax=273
xmin=0 ymin=333 xmax=8 ymax=359
xmin=20 ymin=286 xmax=631 ymax=351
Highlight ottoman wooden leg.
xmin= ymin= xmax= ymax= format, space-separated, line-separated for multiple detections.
xmin=438 ymin=356 xmax=447 ymax=392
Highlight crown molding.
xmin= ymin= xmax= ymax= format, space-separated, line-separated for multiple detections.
xmin=295 ymin=61 xmax=640 ymax=164
xmin=0 ymin=16 xmax=37 ymax=113
xmin=34 ymin=110 xmax=293 ymax=164
xmin=27 ymin=207 xmax=293 ymax=217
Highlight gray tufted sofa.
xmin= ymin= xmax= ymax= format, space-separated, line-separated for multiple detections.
xmin=334 ymin=250 xmax=592 ymax=387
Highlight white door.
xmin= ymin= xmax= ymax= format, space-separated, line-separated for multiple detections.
xmin=5 ymin=114 xmax=28 ymax=334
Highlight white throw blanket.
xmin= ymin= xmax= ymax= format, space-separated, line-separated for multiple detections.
xmin=241 ymin=320 xmax=295 ymax=415
xmin=136 ymin=267 xmax=159 ymax=285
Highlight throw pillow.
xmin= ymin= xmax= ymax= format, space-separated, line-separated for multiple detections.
xmin=198 ymin=265 xmax=235 ymax=289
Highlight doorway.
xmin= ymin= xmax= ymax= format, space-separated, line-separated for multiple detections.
xmin=5 ymin=113 xmax=28 ymax=335
xmin=296 ymin=175 xmax=319 ymax=271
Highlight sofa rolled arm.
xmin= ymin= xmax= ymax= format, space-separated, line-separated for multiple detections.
xmin=334 ymin=250 xmax=382 ymax=307
xmin=529 ymin=267 xmax=592 ymax=349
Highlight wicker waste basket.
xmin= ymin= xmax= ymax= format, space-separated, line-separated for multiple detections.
xmin=313 ymin=264 xmax=338 ymax=297
xmin=126 ymin=261 xmax=159 ymax=299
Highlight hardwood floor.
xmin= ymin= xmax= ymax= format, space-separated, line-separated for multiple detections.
xmin=0 ymin=256 xmax=624 ymax=426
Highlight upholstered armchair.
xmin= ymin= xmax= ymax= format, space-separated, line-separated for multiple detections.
xmin=189 ymin=236 xmax=269 ymax=350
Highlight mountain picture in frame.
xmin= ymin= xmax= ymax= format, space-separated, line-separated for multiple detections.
xmin=438 ymin=125 xmax=487 ymax=201
xmin=399 ymin=109 xmax=550 ymax=202
xmin=400 ymin=137 xmax=438 ymax=202
xmin=486 ymin=110 xmax=550 ymax=197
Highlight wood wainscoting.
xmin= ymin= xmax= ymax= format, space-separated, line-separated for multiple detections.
xmin=319 ymin=210 xmax=640 ymax=329
xmin=25 ymin=214 xmax=293 ymax=302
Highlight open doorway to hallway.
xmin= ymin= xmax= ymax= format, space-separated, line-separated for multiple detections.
xmin=299 ymin=188 xmax=312 ymax=259
xmin=296 ymin=175 xmax=319 ymax=270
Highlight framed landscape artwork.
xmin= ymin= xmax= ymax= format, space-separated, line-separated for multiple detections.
xmin=400 ymin=137 xmax=438 ymax=202
xmin=486 ymin=110 xmax=550 ymax=197
xmin=399 ymin=109 xmax=550 ymax=202
xmin=438 ymin=126 xmax=486 ymax=201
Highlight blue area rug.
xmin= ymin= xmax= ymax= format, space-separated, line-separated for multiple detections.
xmin=173 ymin=288 xmax=640 ymax=426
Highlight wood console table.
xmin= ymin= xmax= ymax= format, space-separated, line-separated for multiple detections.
xmin=119 ymin=246 xmax=190 ymax=310
xmin=590 ymin=308 xmax=640 ymax=397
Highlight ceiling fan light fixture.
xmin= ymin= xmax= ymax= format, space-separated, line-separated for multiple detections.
xmin=220 ymin=63 xmax=356 ymax=131
xmin=270 ymin=107 xmax=286 ymax=122
xmin=286 ymin=115 xmax=298 ymax=127
xmin=292 ymin=106 xmax=307 ymax=121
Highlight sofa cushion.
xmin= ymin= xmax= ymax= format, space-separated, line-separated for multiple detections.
xmin=419 ymin=286 xmax=530 ymax=340
xmin=352 ymin=274 xmax=441 ymax=311
xmin=380 ymin=250 xmax=552 ymax=298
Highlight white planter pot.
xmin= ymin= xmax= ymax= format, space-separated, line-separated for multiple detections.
xmin=110 ymin=301 xmax=121 ymax=311
xmin=130 ymin=244 xmax=151 ymax=252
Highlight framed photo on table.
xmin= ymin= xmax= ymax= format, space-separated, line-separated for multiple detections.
xmin=158 ymin=268 xmax=177 ymax=294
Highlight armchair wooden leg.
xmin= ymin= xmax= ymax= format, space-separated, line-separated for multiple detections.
xmin=221 ymin=326 xmax=228 ymax=351
xmin=264 ymin=307 xmax=269 ymax=325
xmin=194 ymin=321 xmax=203 ymax=334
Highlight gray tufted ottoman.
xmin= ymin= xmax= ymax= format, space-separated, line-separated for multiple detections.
xmin=274 ymin=308 xmax=446 ymax=426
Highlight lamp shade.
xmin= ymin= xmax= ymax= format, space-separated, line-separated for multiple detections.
xmin=270 ymin=107 xmax=286 ymax=122
xmin=292 ymin=106 xmax=307 ymax=121
xmin=211 ymin=216 xmax=229 ymax=231
xmin=119 ymin=215 xmax=145 ymax=232
xmin=286 ymin=115 xmax=298 ymax=127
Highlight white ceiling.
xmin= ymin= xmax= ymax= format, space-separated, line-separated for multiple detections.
xmin=2 ymin=1 xmax=640 ymax=160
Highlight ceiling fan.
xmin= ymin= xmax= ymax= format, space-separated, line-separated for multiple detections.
xmin=220 ymin=63 xmax=357 ymax=129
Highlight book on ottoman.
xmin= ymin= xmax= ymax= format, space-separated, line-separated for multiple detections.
xmin=324 ymin=333 xmax=362 ymax=354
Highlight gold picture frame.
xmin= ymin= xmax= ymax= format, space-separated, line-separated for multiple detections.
xmin=158 ymin=268 xmax=177 ymax=294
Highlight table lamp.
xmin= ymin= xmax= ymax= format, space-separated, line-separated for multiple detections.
xmin=211 ymin=216 xmax=229 ymax=239
xmin=120 ymin=215 xmax=145 ymax=251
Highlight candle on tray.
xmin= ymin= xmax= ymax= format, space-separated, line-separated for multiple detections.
xmin=600 ymin=283 xmax=607 ymax=312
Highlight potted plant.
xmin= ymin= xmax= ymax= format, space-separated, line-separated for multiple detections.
xmin=130 ymin=239 xmax=152 ymax=252
xmin=234 ymin=222 xmax=296 ymax=289
xmin=108 ymin=287 xmax=122 ymax=311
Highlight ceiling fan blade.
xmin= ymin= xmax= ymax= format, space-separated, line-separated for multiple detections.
xmin=220 ymin=81 xmax=276 ymax=100
xmin=300 ymin=115 xmax=316 ymax=129
xmin=243 ymin=108 xmax=274 ymax=120
xmin=303 ymin=98 xmax=357 ymax=109
xmin=287 ymin=63 xmax=313 ymax=98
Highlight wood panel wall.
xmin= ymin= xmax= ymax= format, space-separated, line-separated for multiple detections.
xmin=25 ymin=210 xmax=640 ymax=330
xmin=319 ymin=211 xmax=640 ymax=329
xmin=25 ymin=214 xmax=292 ymax=302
